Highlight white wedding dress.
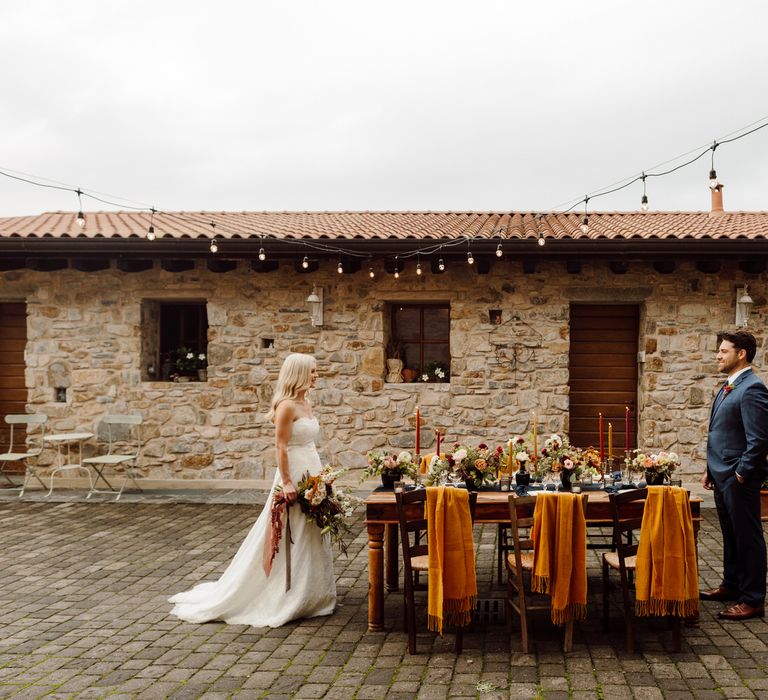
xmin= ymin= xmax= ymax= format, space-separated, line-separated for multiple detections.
xmin=169 ymin=416 xmax=337 ymax=627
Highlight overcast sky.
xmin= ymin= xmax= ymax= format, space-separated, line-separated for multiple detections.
xmin=1 ymin=0 xmax=767 ymax=218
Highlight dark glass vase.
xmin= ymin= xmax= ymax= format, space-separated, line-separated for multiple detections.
xmin=515 ymin=470 xmax=531 ymax=487
xmin=644 ymin=470 xmax=665 ymax=486
xmin=560 ymin=470 xmax=573 ymax=491
xmin=381 ymin=472 xmax=401 ymax=489
xmin=464 ymin=478 xmax=480 ymax=491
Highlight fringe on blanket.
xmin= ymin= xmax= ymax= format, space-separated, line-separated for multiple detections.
xmin=635 ymin=597 xmax=699 ymax=618
xmin=427 ymin=595 xmax=477 ymax=634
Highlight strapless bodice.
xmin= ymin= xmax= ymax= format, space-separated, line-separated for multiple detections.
xmin=289 ymin=416 xmax=320 ymax=446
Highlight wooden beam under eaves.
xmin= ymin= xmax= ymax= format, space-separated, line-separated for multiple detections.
xmin=26 ymin=258 xmax=68 ymax=271
xmin=116 ymin=259 xmax=153 ymax=273
xmin=695 ymin=260 xmax=721 ymax=274
xmin=161 ymin=260 xmax=195 ymax=273
xmin=72 ymin=258 xmax=110 ymax=272
xmin=250 ymin=259 xmax=279 ymax=273
xmin=207 ymin=259 xmax=238 ymax=273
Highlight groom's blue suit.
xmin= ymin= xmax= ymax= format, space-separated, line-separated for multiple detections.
xmin=706 ymin=368 xmax=768 ymax=606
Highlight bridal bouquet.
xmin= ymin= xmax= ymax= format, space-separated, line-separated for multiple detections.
xmin=266 ymin=465 xmax=360 ymax=580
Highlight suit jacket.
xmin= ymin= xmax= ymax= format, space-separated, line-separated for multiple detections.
xmin=707 ymin=368 xmax=768 ymax=487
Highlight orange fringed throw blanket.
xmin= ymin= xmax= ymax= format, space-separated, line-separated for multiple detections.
xmin=635 ymin=486 xmax=699 ymax=618
xmin=426 ymin=487 xmax=477 ymax=635
xmin=531 ymin=492 xmax=588 ymax=625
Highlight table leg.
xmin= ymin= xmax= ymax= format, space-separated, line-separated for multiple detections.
xmin=385 ymin=523 xmax=399 ymax=592
xmin=367 ymin=523 xmax=385 ymax=632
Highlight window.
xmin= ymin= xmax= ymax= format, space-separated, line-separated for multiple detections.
xmin=389 ymin=303 xmax=450 ymax=382
xmin=141 ymin=300 xmax=208 ymax=381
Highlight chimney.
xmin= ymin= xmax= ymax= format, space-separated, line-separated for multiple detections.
xmin=709 ymin=184 xmax=725 ymax=218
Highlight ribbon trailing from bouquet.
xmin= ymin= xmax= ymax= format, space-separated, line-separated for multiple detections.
xmin=262 ymin=492 xmax=294 ymax=591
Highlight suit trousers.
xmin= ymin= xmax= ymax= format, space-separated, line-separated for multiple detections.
xmin=713 ymin=475 xmax=767 ymax=606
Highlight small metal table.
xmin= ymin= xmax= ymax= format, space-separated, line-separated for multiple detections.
xmin=43 ymin=432 xmax=94 ymax=497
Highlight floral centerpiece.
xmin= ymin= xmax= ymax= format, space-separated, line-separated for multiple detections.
xmin=506 ymin=435 xmax=534 ymax=485
xmin=425 ymin=443 xmax=501 ymax=489
xmin=538 ymin=435 xmax=601 ymax=490
xmin=364 ymin=449 xmax=418 ymax=486
xmin=630 ymin=450 xmax=680 ymax=485
xmin=267 ymin=465 xmax=360 ymax=578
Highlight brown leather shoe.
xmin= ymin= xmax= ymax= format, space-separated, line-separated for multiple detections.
xmin=718 ymin=602 xmax=765 ymax=621
xmin=700 ymin=586 xmax=739 ymax=601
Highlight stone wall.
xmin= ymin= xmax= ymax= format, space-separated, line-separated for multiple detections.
xmin=0 ymin=259 xmax=762 ymax=481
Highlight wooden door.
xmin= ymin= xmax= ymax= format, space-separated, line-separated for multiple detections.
xmin=568 ymin=304 xmax=638 ymax=453
xmin=0 ymin=303 xmax=27 ymax=461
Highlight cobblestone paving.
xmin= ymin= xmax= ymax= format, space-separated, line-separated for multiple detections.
xmin=0 ymin=496 xmax=767 ymax=699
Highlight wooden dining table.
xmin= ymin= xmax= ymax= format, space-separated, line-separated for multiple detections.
xmin=364 ymin=488 xmax=702 ymax=632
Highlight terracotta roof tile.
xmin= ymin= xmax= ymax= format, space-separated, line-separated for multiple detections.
xmin=0 ymin=210 xmax=767 ymax=241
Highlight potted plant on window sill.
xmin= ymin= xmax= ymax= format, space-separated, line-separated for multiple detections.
xmin=174 ymin=347 xmax=198 ymax=382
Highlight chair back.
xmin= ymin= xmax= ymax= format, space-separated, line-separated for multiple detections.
xmin=98 ymin=414 xmax=143 ymax=456
xmin=3 ymin=414 xmax=47 ymax=455
xmin=608 ymin=487 xmax=648 ymax=575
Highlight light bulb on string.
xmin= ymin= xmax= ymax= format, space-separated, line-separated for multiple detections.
xmin=467 ymin=251 xmax=474 ymax=265
xmin=337 ymin=259 xmax=343 ymax=274
xmin=438 ymin=258 xmax=445 ymax=272
xmin=75 ymin=188 xmax=85 ymax=228
xmin=369 ymin=266 xmax=375 ymax=279
xmin=640 ymin=173 xmax=649 ymax=211
xmin=209 ymin=222 xmax=218 ymax=252
xmin=580 ymin=196 xmax=590 ymax=234
xmin=147 ymin=207 xmax=156 ymax=241
xmin=393 ymin=256 xmax=400 ymax=279
xmin=302 ymin=255 xmax=310 ymax=269
xmin=709 ymin=141 xmax=719 ymax=189
xmin=537 ymin=231 xmax=546 ymax=247
xmin=495 ymin=243 xmax=503 ymax=258
xmin=416 ymin=261 xmax=422 ymax=276
xmin=258 ymin=247 xmax=266 ymax=261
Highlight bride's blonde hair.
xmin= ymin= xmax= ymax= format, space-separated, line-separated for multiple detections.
xmin=267 ymin=353 xmax=316 ymax=422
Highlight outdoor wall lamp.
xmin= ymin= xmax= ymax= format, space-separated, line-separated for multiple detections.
xmin=736 ymin=284 xmax=754 ymax=327
xmin=307 ymin=285 xmax=323 ymax=327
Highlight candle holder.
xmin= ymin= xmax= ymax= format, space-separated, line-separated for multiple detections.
xmin=624 ymin=449 xmax=632 ymax=486
xmin=413 ymin=453 xmax=422 ymax=489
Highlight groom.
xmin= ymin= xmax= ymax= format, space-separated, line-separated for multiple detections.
xmin=700 ymin=330 xmax=768 ymax=620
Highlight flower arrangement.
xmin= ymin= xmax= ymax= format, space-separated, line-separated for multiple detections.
xmin=429 ymin=443 xmax=501 ymax=486
xmin=507 ymin=435 xmax=533 ymax=472
xmin=275 ymin=466 xmax=360 ymax=556
xmin=420 ymin=361 xmax=449 ymax=383
xmin=363 ymin=450 xmax=418 ymax=480
xmin=538 ymin=435 xmax=601 ymax=483
xmin=630 ymin=450 xmax=680 ymax=479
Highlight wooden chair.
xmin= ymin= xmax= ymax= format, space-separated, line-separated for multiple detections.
xmin=602 ymin=487 xmax=686 ymax=654
xmin=395 ymin=487 xmax=477 ymax=654
xmin=505 ymin=493 xmax=589 ymax=653
xmin=0 ymin=414 xmax=48 ymax=497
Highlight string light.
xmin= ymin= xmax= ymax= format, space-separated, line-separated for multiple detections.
xmin=147 ymin=207 xmax=156 ymax=241
xmin=438 ymin=258 xmax=445 ymax=271
xmin=416 ymin=261 xmax=422 ymax=276
xmin=495 ymin=242 xmax=503 ymax=257
xmin=302 ymin=255 xmax=310 ymax=269
xmin=709 ymin=141 xmax=719 ymax=188
xmin=258 ymin=235 xmax=266 ymax=261
xmin=369 ymin=265 xmax=375 ymax=279
xmin=640 ymin=173 xmax=649 ymax=211
xmin=537 ymin=231 xmax=546 ymax=247
xmin=75 ymin=188 xmax=85 ymax=228
xmin=337 ymin=258 xmax=343 ymax=274
xmin=580 ymin=197 xmax=590 ymax=234
xmin=209 ymin=238 xmax=218 ymax=253
xmin=393 ymin=256 xmax=400 ymax=279
xmin=467 ymin=250 xmax=474 ymax=265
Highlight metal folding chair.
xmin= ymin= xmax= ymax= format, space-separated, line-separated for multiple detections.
xmin=83 ymin=414 xmax=143 ymax=501
xmin=0 ymin=414 xmax=48 ymax=497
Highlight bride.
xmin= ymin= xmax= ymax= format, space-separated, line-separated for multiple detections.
xmin=169 ymin=353 xmax=337 ymax=627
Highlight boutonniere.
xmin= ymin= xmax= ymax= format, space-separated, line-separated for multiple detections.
xmin=723 ymin=383 xmax=734 ymax=396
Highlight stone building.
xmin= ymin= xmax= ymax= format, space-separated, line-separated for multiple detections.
xmin=0 ymin=203 xmax=765 ymax=484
